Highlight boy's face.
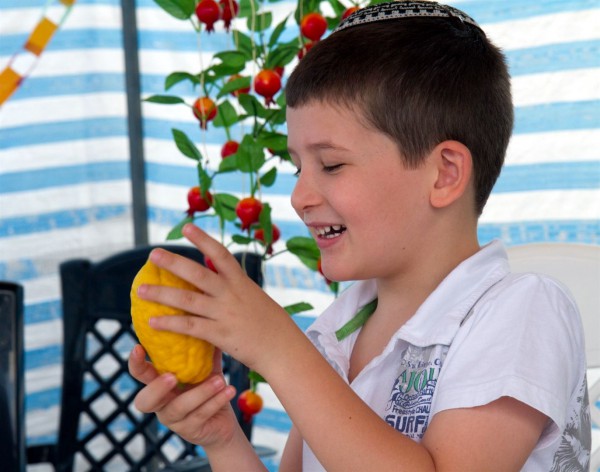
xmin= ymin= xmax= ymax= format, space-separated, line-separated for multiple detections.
xmin=287 ymin=101 xmax=435 ymax=283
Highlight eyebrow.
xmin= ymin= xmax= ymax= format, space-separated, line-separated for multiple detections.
xmin=287 ymin=140 xmax=351 ymax=156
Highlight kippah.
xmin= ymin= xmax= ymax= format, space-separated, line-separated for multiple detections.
xmin=334 ymin=1 xmax=480 ymax=33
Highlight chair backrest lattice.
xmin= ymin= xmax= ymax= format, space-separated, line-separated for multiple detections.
xmin=53 ymin=245 xmax=263 ymax=472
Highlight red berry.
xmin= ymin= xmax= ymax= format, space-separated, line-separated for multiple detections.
xmin=300 ymin=12 xmax=327 ymax=41
xmin=297 ymin=41 xmax=315 ymax=60
xmin=274 ymin=65 xmax=284 ymax=78
xmin=342 ymin=6 xmax=359 ymax=19
xmin=196 ymin=0 xmax=220 ymax=32
xmin=254 ymin=224 xmax=280 ymax=254
xmin=187 ymin=186 xmax=213 ymax=215
xmin=221 ymin=140 xmax=239 ymax=159
xmin=192 ymin=97 xmax=217 ymax=129
xmin=219 ymin=0 xmax=239 ymax=31
xmin=237 ymin=389 xmax=263 ymax=421
xmin=253 ymin=69 xmax=281 ymax=106
xmin=235 ymin=197 xmax=263 ymax=231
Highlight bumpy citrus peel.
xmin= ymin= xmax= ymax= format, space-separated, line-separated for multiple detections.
xmin=130 ymin=259 xmax=214 ymax=385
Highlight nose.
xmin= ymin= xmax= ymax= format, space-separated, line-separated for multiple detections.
xmin=290 ymin=170 xmax=321 ymax=217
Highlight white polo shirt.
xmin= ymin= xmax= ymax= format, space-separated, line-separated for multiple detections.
xmin=303 ymin=240 xmax=590 ymax=471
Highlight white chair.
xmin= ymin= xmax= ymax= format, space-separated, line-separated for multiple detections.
xmin=506 ymin=242 xmax=600 ymax=470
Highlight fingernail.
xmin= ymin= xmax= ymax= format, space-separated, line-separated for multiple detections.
xmin=149 ymin=317 xmax=159 ymax=328
xmin=150 ymin=249 xmax=164 ymax=262
xmin=225 ymin=386 xmax=236 ymax=399
xmin=211 ymin=377 xmax=224 ymax=390
xmin=163 ymin=373 xmax=177 ymax=387
xmin=133 ymin=345 xmax=143 ymax=358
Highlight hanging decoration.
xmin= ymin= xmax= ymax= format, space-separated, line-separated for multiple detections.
xmin=0 ymin=0 xmax=77 ymax=107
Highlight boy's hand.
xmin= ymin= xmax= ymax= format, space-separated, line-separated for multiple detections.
xmin=134 ymin=223 xmax=299 ymax=373
xmin=128 ymin=344 xmax=238 ymax=449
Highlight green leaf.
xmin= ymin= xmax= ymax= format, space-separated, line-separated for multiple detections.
xmin=257 ymin=131 xmax=287 ymax=151
xmin=144 ymin=95 xmax=186 ymax=104
xmin=238 ymin=0 xmax=258 ymax=18
xmin=165 ymin=72 xmax=200 ymax=90
xmin=232 ymin=234 xmax=255 ymax=245
xmin=286 ymin=236 xmax=320 ymax=270
xmin=166 ymin=216 xmax=194 ymax=240
xmin=265 ymin=44 xmax=299 ymax=69
xmin=172 ymin=129 xmax=202 ymax=161
xmin=238 ymin=93 xmax=269 ymax=119
xmin=268 ymin=15 xmax=290 ymax=48
xmin=232 ymin=30 xmax=254 ymax=60
xmin=236 ymin=135 xmax=265 ymax=173
xmin=259 ymin=166 xmax=277 ymax=187
xmin=276 ymin=91 xmax=287 ymax=107
xmin=247 ymin=12 xmax=272 ymax=32
xmin=153 ymin=0 xmax=196 ymax=20
xmin=258 ymin=203 xmax=272 ymax=245
xmin=328 ymin=281 xmax=340 ymax=295
xmin=212 ymin=100 xmax=240 ymax=127
xmin=197 ymin=164 xmax=212 ymax=196
xmin=212 ymin=193 xmax=239 ymax=221
xmin=248 ymin=370 xmax=266 ymax=385
xmin=267 ymin=106 xmax=287 ymax=126
xmin=218 ymin=154 xmax=239 ymax=172
xmin=284 ymin=302 xmax=313 ymax=315
xmin=214 ymin=51 xmax=247 ymax=68
xmin=217 ymin=76 xmax=251 ymax=98
xmin=211 ymin=51 xmax=247 ymax=76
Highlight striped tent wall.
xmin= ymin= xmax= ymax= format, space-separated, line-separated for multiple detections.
xmin=1 ymin=0 xmax=138 ymax=454
xmin=0 ymin=0 xmax=598 ymax=470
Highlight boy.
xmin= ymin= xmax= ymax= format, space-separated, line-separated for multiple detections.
xmin=129 ymin=1 xmax=591 ymax=470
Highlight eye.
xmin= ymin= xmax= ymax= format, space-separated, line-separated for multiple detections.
xmin=293 ymin=167 xmax=301 ymax=177
xmin=323 ymin=164 xmax=343 ymax=173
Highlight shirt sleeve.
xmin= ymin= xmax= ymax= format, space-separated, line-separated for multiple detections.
xmin=431 ymin=272 xmax=586 ymax=441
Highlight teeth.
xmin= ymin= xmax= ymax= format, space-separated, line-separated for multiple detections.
xmin=314 ymin=225 xmax=346 ymax=238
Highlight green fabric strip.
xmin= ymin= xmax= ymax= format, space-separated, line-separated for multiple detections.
xmin=335 ymin=298 xmax=378 ymax=341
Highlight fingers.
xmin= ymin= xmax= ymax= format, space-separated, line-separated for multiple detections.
xmin=148 ymin=246 xmax=220 ymax=296
xmin=138 ymin=282 xmax=218 ymax=323
xmin=133 ymin=371 xmax=179 ymax=413
xmin=148 ymin=312 xmax=217 ymax=345
xmin=182 ymin=223 xmax=243 ymax=279
xmin=161 ymin=376 xmax=236 ymax=425
xmin=128 ymin=344 xmax=159 ymax=385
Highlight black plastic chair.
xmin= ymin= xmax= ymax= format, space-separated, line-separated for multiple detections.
xmin=26 ymin=245 xmax=272 ymax=471
xmin=0 ymin=281 xmax=25 ymax=472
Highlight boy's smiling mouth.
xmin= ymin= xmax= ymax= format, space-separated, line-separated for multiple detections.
xmin=314 ymin=225 xmax=347 ymax=239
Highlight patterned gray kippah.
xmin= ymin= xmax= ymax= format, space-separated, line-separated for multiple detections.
xmin=334 ymin=1 xmax=480 ymax=33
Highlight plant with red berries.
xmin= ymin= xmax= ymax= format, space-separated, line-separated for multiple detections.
xmin=143 ymin=0 xmax=359 ymax=410
xmin=195 ymin=0 xmax=220 ymax=32
xmin=254 ymin=69 xmax=282 ymax=106
xmin=221 ymin=140 xmax=239 ymax=159
xmin=237 ymin=389 xmax=263 ymax=422
xmin=192 ymin=96 xmax=218 ymax=129
xmin=300 ymin=12 xmax=327 ymax=41
xmin=219 ymin=0 xmax=239 ymax=31
xmin=186 ymin=186 xmax=213 ymax=216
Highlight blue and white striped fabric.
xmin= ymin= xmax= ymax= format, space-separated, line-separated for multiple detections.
xmin=1 ymin=0 xmax=598 ymax=470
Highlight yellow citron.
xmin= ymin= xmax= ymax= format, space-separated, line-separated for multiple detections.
xmin=130 ymin=259 xmax=214 ymax=385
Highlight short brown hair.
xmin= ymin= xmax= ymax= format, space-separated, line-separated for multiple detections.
xmin=286 ymin=15 xmax=513 ymax=215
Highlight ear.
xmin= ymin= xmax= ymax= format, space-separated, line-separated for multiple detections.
xmin=429 ymin=140 xmax=473 ymax=209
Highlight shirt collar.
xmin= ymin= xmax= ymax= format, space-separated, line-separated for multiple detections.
xmin=307 ymin=240 xmax=510 ymax=349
